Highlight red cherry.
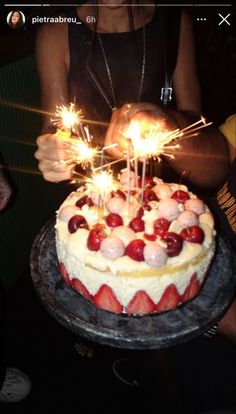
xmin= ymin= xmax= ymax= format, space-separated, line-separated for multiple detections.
xmin=137 ymin=204 xmax=151 ymax=218
xmin=142 ymin=189 xmax=159 ymax=204
xmin=162 ymin=232 xmax=183 ymax=257
xmin=153 ymin=218 xmax=170 ymax=237
xmin=87 ymin=228 xmax=105 ymax=251
xmin=68 ymin=215 xmax=89 ymax=233
xmin=76 ymin=195 xmax=94 ymax=208
xmin=171 ymin=190 xmax=190 ymax=204
xmin=129 ymin=218 xmax=145 ymax=233
xmin=138 ymin=176 xmax=155 ymax=189
xmin=125 ymin=239 xmax=145 ymax=261
xmin=105 ymin=213 xmax=123 ymax=227
xmin=144 ymin=233 xmax=157 ymax=242
xmin=111 ymin=189 xmax=126 ymax=200
xmin=180 ymin=225 xmax=205 ymax=244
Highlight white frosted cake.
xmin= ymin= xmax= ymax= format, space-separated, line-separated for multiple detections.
xmin=55 ymin=171 xmax=216 ymax=315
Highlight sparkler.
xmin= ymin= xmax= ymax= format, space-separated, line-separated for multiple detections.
xmin=52 ymin=103 xmax=98 ymax=176
xmin=52 ymin=103 xmax=83 ymax=138
xmin=87 ymin=170 xmax=118 ymax=208
xmin=126 ymin=141 xmax=131 ymax=207
xmin=120 ymin=115 xmax=212 ymax=203
xmin=70 ymin=139 xmax=98 ymax=169
xmin=52 ymin=102 xmax=213 ymax=209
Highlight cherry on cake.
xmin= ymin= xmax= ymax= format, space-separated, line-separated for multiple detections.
xmin=55 ymin=171 xmax=216 ymax=315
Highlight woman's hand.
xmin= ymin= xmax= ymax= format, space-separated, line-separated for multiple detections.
xmin=34 ymin=133 xmax=76 ymax=182
xmin=104 ymin=106 xmax=130 ymax=159
xmin=104 ymin=103 xmax=177 ymax=159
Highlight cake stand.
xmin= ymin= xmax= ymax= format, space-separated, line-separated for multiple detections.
xmin=30 ymin=218 xmax=236 ymax=350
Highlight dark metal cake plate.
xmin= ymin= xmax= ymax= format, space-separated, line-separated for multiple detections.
xmin=30 ymin=219 xmax=236 ymax=350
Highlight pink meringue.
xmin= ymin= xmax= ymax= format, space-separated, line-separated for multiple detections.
xmin=58 ymin=205 xmax=79 ymax=222
xmin=185 ymin=198 xmax=205 ymax=215
xmin=120 ymin=169 xmax=136 ymax=189
xmin=158 ymin=198 xmax=180 ymax=221
xmin=111 ymin=226 xmax=136 ymax=246
xmin=100 ymin=237 xmax=125 ymax=260
xmin=177 ymin=211 xmax=199 ymax=227
xmin=153 ymin=183 xmax=172 ymax=200
xmin=143 ymin=243 xmax=168 ymax=268
xmin=106 ymin=196 xmax=126 ymax=214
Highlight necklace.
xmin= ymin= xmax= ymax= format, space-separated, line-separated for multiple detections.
xmin=89 ymin=26 xmax=146 ymax=112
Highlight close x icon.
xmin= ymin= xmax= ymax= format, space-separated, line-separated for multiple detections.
xmin=218 ymin=13 xmax=231 ymax=26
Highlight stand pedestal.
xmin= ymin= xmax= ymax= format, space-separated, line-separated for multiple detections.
xmin=30 ymin=219 xmax=236 ymax=350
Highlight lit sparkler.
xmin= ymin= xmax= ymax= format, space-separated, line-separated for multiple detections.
xmin=87 ymin=170 xmax=118 ymax=208
xmin=52 ymin=103 xmax=83 ymax=134
xmin=120 ymin=114 xmax=212 ymax=202
xmin=52 ymin=103 xmax=98 ymax=174
xmin=70 ymin=139 xmax=98 ymax=169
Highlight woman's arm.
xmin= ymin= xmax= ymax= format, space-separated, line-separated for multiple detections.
xmin=35 ymin=21 xmax=69 ymax=131
xmin=173 ymin=10 xmax=201 ymax=116
xmin=166 ymin=109 xmax=230 ymax=189
xmin=34 ymin=22 xmax=74 ymax=182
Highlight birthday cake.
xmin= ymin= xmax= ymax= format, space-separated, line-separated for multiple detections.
xmin=55 ymin=171 xmax=216 ymax=315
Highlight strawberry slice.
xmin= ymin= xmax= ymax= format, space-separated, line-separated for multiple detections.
xmin=156 ymin=284 xmax=180 ymax=313
xmin=181 ymin=273 xmax=200 ymax=302
xmin=94 ymin=285 xmax=122 ymax=313
xmin=72 ymin=278 xmax=92 ymax=301
xmin=125 ymin=290 xmax=155 ymax=315
xmin=59 ymin=262 xmax=72 ymax=287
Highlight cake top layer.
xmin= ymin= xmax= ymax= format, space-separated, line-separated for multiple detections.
xmin=55 ymin=171 xmax=215 ymax=274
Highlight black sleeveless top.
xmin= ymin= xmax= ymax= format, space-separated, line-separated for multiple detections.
xmin=67 ymin=6 xmax=181 ymax=145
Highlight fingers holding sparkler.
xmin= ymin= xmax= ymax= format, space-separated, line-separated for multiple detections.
xmin=35 ymin=103 xmax=99 ymax=183
xmin=35 ymin=133 xmax=76 ymax=182
xmin=37 ymin=159 xmax=76 ymax=183
xmin=35 ymin=133 xmax=72 ymax=160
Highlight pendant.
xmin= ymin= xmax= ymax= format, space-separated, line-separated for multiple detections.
xmin=161 ymin=87 xmax=173 ymax=105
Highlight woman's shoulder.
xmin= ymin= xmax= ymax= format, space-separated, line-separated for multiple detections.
xmin=36 ymin=14 xmax=68 ymax=45
xmin=36 ymin=15 xmax=69 ymax=70
xmin=36 ymin=15 xmax=69 ymax=61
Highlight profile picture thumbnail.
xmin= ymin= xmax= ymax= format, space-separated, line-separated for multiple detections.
xmin=7 ymin=10 xmax=25 ymax=29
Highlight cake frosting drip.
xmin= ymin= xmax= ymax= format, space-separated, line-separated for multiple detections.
xmin=55 ymin=173 xmax=216 ymax=314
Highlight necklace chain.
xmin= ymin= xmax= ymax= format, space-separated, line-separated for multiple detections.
xmin=97 ymin=26 xmax=146 ymax=111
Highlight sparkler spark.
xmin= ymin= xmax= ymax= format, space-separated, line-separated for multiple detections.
xmin=87 ymin=170 xmax=118 ymax=208
xmin=120 ymin=116 xmax=213 ymax=162
xmin=70 ymin=139 xmax=98 ymax=168
xmin=52 ymin=103 xmax=98 ymax=171
xmin=87 ymin=170 xmax=118 ymax=194
xmin=121 ymin=119 xmax=179 ymax=160
xmin=52 ymin=103 xmax=83 ymax=131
